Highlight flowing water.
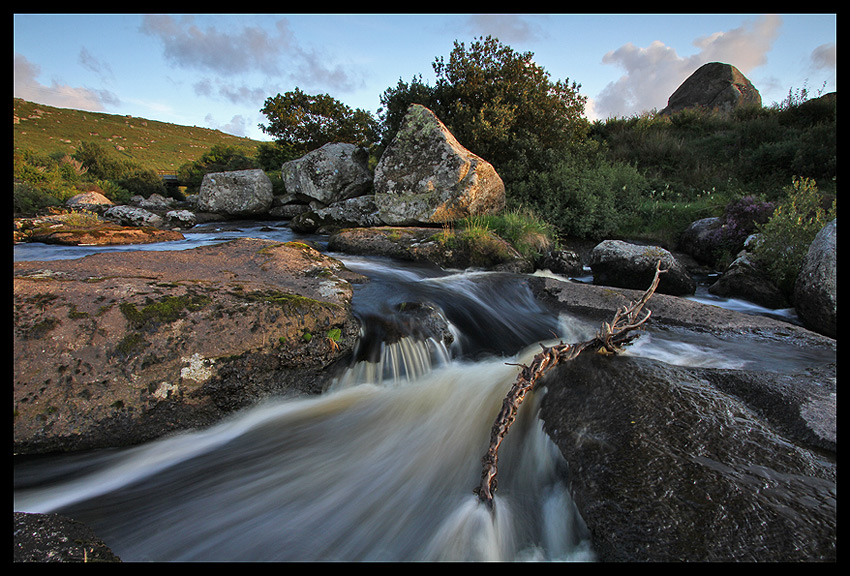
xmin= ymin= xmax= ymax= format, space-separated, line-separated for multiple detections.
xmin=13 ymin=220 xmax=825 ymax=562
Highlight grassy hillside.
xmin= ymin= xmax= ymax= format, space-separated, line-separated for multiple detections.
xmin=14 ymin=98 xmax=262 ymax=172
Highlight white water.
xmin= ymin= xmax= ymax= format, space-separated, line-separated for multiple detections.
xmin=14 ymin=344 xmax=594 ymax=561
xmin=14 ymin=220 xmax=819 ymax=562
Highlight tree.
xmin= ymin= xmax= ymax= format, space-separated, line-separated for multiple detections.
xmin=260 ymin=88 xmax=379 ymax=154
xmin=379 ymin=36 xmax=590 ymax=183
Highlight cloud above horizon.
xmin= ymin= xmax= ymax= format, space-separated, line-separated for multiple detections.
xmin=592 ymin=14 xmax=783 ymax=119
xmin=139 ymin=15 xmax=365 ymax=106
xmin=14 ymin=53 xmax=119 ymax=112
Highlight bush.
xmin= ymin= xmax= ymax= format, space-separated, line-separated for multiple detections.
xmin=705 ymin=195 xmax=775 ymax=266
xmin=752 ymin=177 xmax=836 ymax=299
xmin=177 ymin=144 xmax=259 ymax=192
xmin=13 ymin=182 xmax=62 ymax=215
xmin=509 ymin=150 xmax=647 ymax=240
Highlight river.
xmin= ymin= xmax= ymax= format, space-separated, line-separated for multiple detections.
xmin=11 ymin=220 xmax=811 ymax=561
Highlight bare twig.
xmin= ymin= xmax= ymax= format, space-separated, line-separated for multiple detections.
xmin=474 ymin=261 xmax=667 ymax=508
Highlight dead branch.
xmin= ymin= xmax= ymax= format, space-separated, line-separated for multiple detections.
xmin=474 ymin=261 xmax=667 ymax=508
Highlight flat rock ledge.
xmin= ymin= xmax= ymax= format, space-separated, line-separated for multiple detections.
xmin=328 ymin=226 xmax=532 ymax=272
xmin=13 ymin=238 xmax=365 ymax=455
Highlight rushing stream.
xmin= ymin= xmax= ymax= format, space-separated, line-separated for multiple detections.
xmin=12 ymin=220 xmax=820 ymax=561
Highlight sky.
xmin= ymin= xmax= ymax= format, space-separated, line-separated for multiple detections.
xmin=13 ymin=13 xmax=837 ymax=142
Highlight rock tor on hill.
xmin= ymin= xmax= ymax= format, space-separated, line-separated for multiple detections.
xmin=660 ymin=62 xmax=761 ymax=115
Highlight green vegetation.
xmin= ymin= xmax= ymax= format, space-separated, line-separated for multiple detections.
xmin=120 ymin=294 xmax=212 ymax=330
xmin=260 ymin=87 xmax=379 ymax=155
xmin=458 ymin=209 xmax=557 ymax=262
xmin=14 ymin=98 xmax=259 ymax=171
xmin=14 ymin=35 xmax=836 ymax=254
xmin=752 ymin=177 xmax=836 ymax=299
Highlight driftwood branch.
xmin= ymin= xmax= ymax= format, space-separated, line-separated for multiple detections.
xmin=474 ymin=261 xmax=667 ymax=508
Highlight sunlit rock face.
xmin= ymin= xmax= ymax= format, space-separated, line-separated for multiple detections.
xmin=373 ymin=104 xmax=505 ymax=225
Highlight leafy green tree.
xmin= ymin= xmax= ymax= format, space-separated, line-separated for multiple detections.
xmin=260 ymin=88 xmax=379 ymax=154
xmin=255 ymin=141 xmax=301 ymax=171
xmin=379 ymin=36 xmax=589 ymax=183
xmin=378 ymin=74 xmax=438 ymax=145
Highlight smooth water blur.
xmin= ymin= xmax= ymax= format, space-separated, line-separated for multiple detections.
xmin=14 ymin=350 xmax=594 ymax=561
xmin=12 ymin=220 xmax=309 ymax=262
xmin=15 ymin=220 xmax=824 ymax=562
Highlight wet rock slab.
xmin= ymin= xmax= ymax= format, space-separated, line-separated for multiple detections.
xmin=14 ymin=512 xmax=121 ymax=562
xmin=13 ymin=238 xmax=364 ymax=455
xmin=530 ymin=276 xmax=836 ymax=561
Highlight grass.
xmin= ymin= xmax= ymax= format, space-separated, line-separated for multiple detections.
xmin=458 ymin=208 xmax=558 ymax=260
xmin=14 ymin=98 xmax=261 ymax=172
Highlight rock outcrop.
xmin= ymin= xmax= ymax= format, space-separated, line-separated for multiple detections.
xmin=13 ymin=238 xmax=364 ymax=455
xmin=794 ymin=219 xmax=836 ymax=337
xmin=588 ymin=239 xmax=696 ymax=295
xmin=198 ymin=168 xmax=274 ymax=217
xmin=708 ymin=235 xmax=789 ymax=309
xmin=531 ymin=275 xmax=836 ymax=561
xmin=328 ymin=226 xmax=532 ymax=273
xmin=373 ymin=104 xmax=505 ymax=225
xmin=660 ymin=62 xmax=761 ymax=115
xmin=14 ymin=212 xmax=184 ymax=245
xmin=14 ymin=512 xmax=122 ymax=562
xmin=281 ymin=142 xmax=372 ymax=206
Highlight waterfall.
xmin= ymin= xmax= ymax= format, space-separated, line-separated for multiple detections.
xmin=14 ymin=345 xmax=594 ymax=561
xmin=14 ymin=247 xmax=596 ymax=562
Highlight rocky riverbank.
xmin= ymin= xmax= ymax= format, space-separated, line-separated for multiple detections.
xmin=13 ymin=100 xmax=836 ymax=562
xmin=14 ymin=237 xmax=364 ymax=455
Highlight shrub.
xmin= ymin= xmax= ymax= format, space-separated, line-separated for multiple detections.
xmin=177 ymin=144 xmax=259 ymax=192
xmin=752 ymin=177 xmax=836 ymax=299
xmin=705 ymin=195 xmax=775 ymax=265
xmin=509 ymin=151 xmax=647 ymax=240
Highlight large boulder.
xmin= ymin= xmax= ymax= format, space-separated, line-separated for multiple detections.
xmin=530 ymin=275 xmax=836 ymax=561
xmin=589 ymin=240 xmax=696 ymax=295
xmin=660 ymin=62 xmax=761 ymax=115
xmin=708 ymin=250 xmax=789 ymax=309
xmin=373 ymin=104 xmax=505 ymax=225
xmin=65 ymin=191 xmax=114 ymax=214
xmin=198 ymin=169 xmax=273 ymax=217
xmin=289 ymin=196 xmax=384 ymax=234
xmin=281 ymin=142 xmax=372 ymax=206
xmin=13 ymin=238 xmax=363 ymax=455
xmin=794 ymin=219 xmax=836 ymax=337
xmin=540 ymin=353 xmax=835 ymax=562
xmin=677 ymin=216 xmax=723 ymax=266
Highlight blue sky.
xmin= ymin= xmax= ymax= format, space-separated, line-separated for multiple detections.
xmin=14 ymin=13 xmax=837 ymax=141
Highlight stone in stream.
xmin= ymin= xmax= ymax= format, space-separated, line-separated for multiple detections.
xmin=13 ymin=238 xmax=364 ymax=455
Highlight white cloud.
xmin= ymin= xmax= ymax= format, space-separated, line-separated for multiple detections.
xmin=594 ymin=15 xmax=783 ymax=119
xmin=140 ymin=15 xmax=295 ymax=76
xmin=140 ymin=14 xmax=364 ymax=95
xmin=14 ymin=53 xmax=118 ymax=111
xmin=810 ymin=43 xmax=836 ymax=71
xmin=464 ymin=14 xmax=541 ymax=43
